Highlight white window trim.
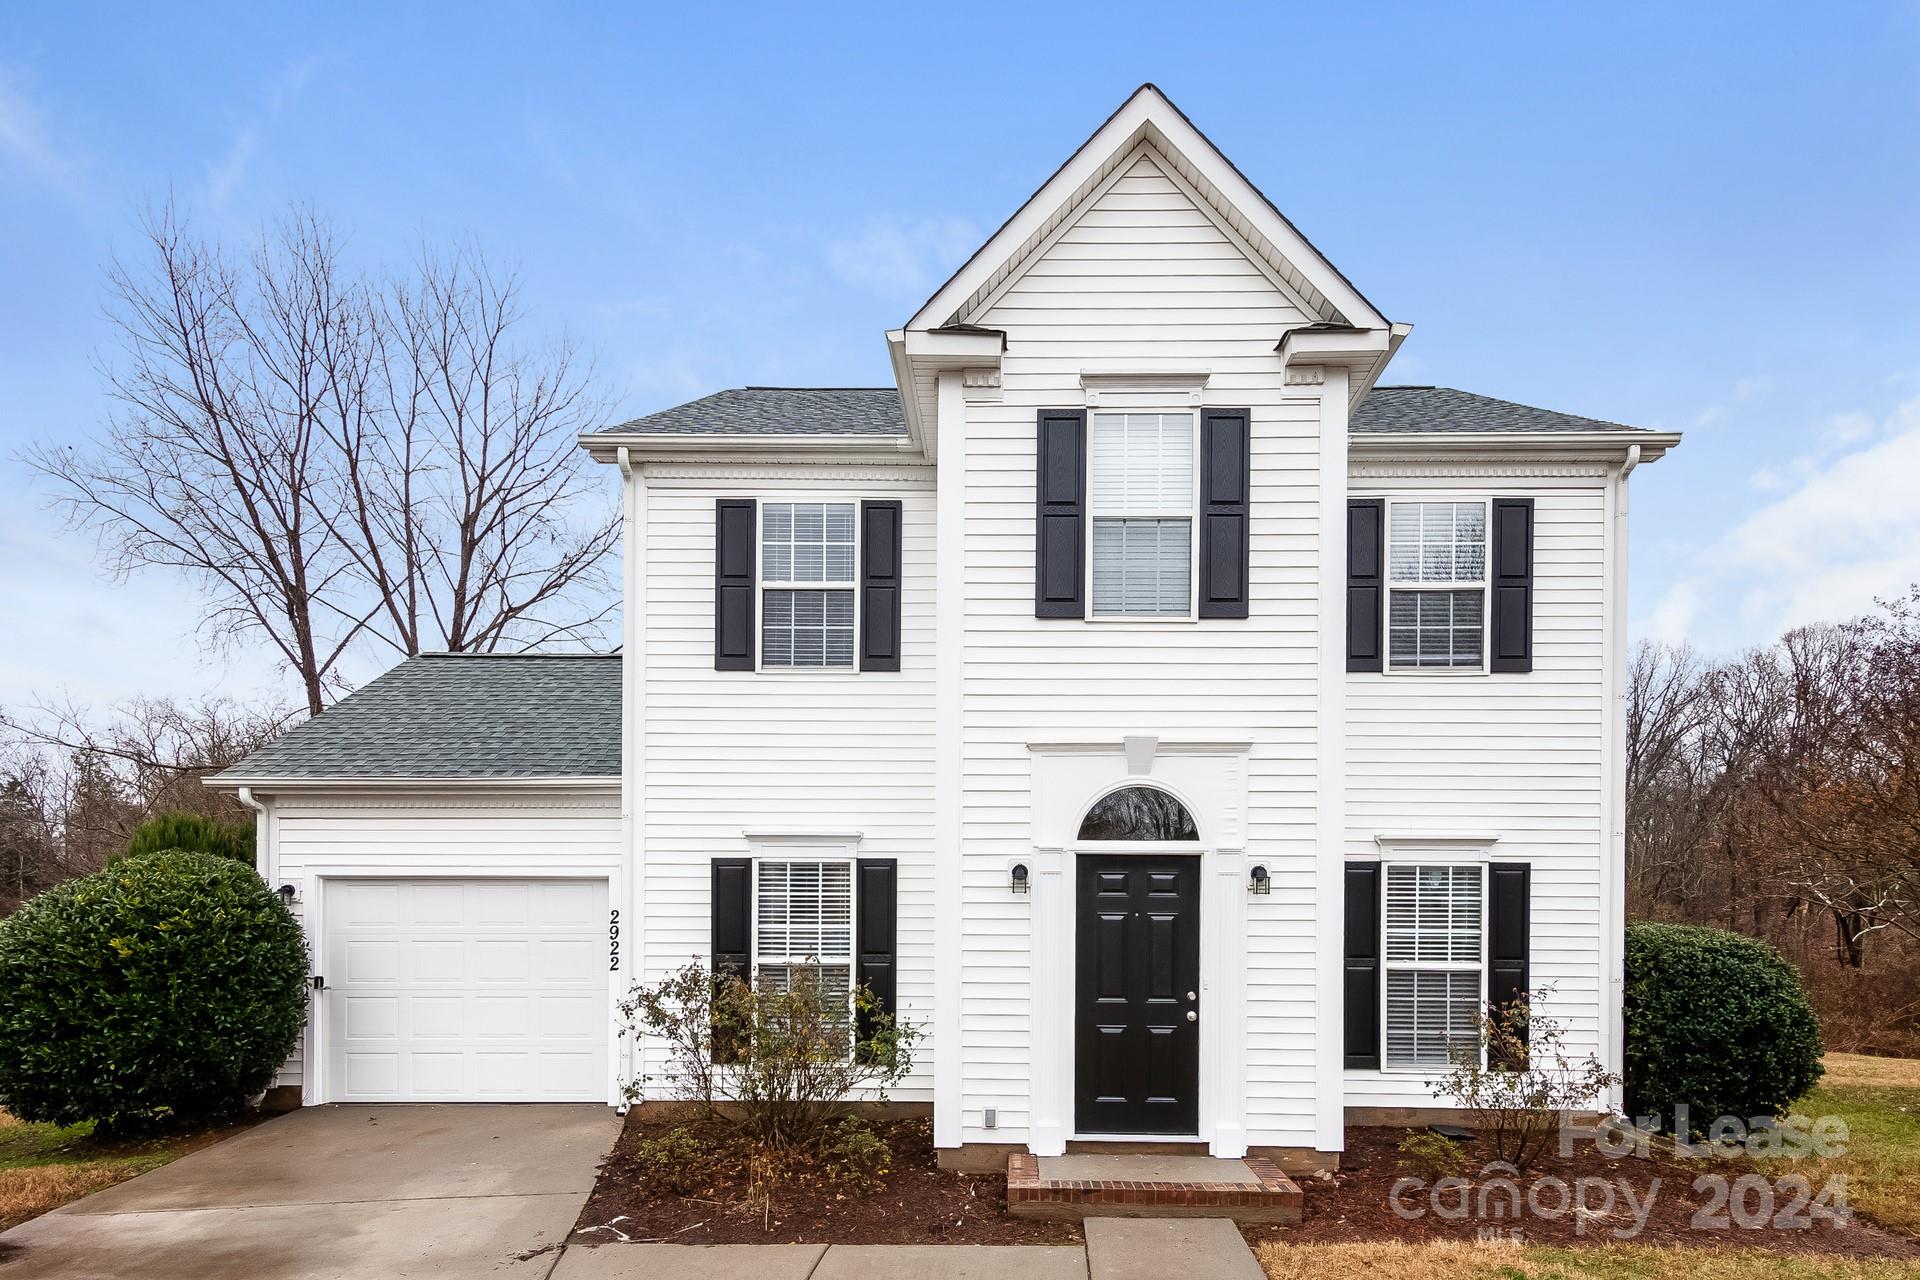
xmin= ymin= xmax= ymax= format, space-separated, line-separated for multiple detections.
xmin=1083 ymin=408 xmax=1201 ymax=623
xmin=1379 ymin=859 xmax=1488 ymax=1074
xmin=1381 ymin=496 xmax=1491 ymax=676
xmin=756 ymin=498 xmax=862 ymax=675
xmin=749 ymin=852 xmax=858 ymax=1029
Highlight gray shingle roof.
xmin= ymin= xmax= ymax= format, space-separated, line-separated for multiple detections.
xmin=1351 ymin=386 xmax=1640 ymax=434
xmin=593 ymin=387 xmax=908 ymax=437
xmin=589 ymin=384 xmax=1642 ymax=439
xmin=216 ymin=654 xmax=621 ymax=780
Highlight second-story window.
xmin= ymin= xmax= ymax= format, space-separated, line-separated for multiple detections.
xmin=1089 ymin=411 xmax=1195 ymax=618
xmin=761 ymin=502 xmax=856 ymax=668
xmin=1386 ymin=500 xmax=1487 ymax=669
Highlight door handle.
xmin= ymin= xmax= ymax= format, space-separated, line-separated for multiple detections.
xmin=1186 ymin=1010 xmax=1197 ymax=1022
xmin=1187 ymin=991 xmax=1197 ymax=1001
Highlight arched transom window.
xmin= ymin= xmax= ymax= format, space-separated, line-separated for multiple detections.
xmin=1077 ymin=786 xmax=1199 ymax=842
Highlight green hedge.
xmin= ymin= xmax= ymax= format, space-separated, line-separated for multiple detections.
xmin=0 ymin=850 xmax=308 ymax=1131
xmin=1623 ymin=921 xmax=1823 ymax=1129
xmin=126 ymin=812 xmax=255 ymax=864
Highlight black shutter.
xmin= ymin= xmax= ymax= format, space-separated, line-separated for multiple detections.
xmin=1198 ymin=407 xmax=1251 ymax=619
xmin=854 ymin=858 xmax=897 ymax=1062
xmin=1035 ymin=409 xmax=1087 ymax=618
xmin=1344 ymin=861 xmax=1382 ymax=1069
xmin=1487 ymin=862 xmax=1532 ymax=1069
xmin=1489 ymin=498 xmax=1534 ymax=674
xmin=714 ymin=499 xmax=757 ymax=671
xmin=1346 ymin=499 xmax=1384 ymax=672
xmin=710 ymin=857 xmax=754 ymax=1063
xmin=859 ymin=500 xmax=903 ymax=672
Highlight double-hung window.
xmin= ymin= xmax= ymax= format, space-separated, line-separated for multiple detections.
xmin=754 ymin=859 xmax=854 ymax=1031
xmin=1382 ymin=863 xmax=1485 ymax=1068
xmin=1089 ymin=412 xmax=1195 ymax=618
xmin=1386 ymin=500 xmax=1487 ymax=669
xmin=761 ymin=502 xmax=856 ymax=668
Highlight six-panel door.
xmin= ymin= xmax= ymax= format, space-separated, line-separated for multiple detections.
xmin=1073 ymin=855 xmax=1201 ymax=1135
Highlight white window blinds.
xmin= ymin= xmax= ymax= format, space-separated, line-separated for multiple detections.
xmin=1089 ymin=412 xmax=1194 ymax=617
xmin=1382 ymin=863 xmax=1484 ymax=1067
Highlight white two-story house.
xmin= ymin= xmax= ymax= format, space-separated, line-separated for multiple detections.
xmin=213 ymin=85 xmax=1676 ymax=1173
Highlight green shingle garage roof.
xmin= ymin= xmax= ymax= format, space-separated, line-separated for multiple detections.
xmin=212 ymin=653 xmax=621 ymax=782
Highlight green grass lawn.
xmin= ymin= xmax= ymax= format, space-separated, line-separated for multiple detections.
xmin=1773 ymin=1053 xmax=1920 ymax=1237
xmin=1256 ymin=1241 xmax=1919 ymax=1279
xmin=0 ymin=1110 xmax=244 ymax=1230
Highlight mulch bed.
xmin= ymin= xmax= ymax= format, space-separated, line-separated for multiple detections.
xmin=572 ymin=1113 xmax=1081 ymax=1246
xmin=1242 ymin=1126 xmax=1920 ymax=1260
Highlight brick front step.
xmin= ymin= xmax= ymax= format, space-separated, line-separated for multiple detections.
xmin=1006 ymin=1152 xmax=1304 ymax=1225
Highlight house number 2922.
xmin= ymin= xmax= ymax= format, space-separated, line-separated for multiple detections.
xmin=608 ymin=909 xmax=621 ymax=971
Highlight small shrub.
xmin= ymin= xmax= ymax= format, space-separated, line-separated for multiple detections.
xmin=631 ymin=1123 xmax=710 ymax=1196
xmin=1624 ymin=922 xmax=1823 ymax=1131
xmin=1396 ymin=1128 xmax=1469 ymax=1181
xmin=125 ymin=813 xmax=254 ymax=864
xmin=0 ymin=851 xmax=308 ymax=1133
xmin=622 ymin=960 xmax=920 ymax=1151
xmin=824 ymin=1117 xmax=891 ymax=1189
xmin=1428 ymin=991 xmax=1619 ymax=1171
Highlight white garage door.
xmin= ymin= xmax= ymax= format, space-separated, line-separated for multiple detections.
xmin=325 ymin=878 xmax=609 ymax=1102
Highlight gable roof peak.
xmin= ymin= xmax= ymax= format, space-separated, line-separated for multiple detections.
xmin=904 ymin=83 xmax=1388 ymax=334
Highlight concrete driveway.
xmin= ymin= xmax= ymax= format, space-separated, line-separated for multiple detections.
xmin=0 ymin=1104 xmax=621 ymax=1278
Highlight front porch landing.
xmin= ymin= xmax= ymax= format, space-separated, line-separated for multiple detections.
xmin=1006 ymin=1152 xmax=1303 ymax=1224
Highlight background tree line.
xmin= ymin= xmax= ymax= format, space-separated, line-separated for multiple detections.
xmin=1629 ymin=588 xmax=1920 ymax=1054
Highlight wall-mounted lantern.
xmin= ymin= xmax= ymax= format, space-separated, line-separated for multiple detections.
xmin=1248 ymin=865 xmax=1270 ymax=896
xmin=1010 ymin=863 xmax=1031 ymax=895
xmin=277 ymin=883 xmax=299 ymax=907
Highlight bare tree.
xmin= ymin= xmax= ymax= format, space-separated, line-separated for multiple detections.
xmin=334 ymin=245 xmax=618 ymax=654
xmin=0 ymin=693 xmax=296 ymax=910
xmin=28 ymin=204 xmax=618 ymax=715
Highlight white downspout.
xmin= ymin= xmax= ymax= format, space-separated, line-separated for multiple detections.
xmin=615 ymin=446 xmax=642 ymax=1113
xmin=236 ymin=786 xmax=270 ymax=882
xmin=1602 ymin=443 xmax=1640 ymax=1107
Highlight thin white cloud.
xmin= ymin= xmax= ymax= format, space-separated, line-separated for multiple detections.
xmin=1648 ymin=394 xmax=1920 ymax=647
xmin=824 ymin=216 xmax=978 ymax=296
xmin=0 ymin=66 xmax=78 ymax=193
xmin=204 ymin=57 xmax=321 ymax=209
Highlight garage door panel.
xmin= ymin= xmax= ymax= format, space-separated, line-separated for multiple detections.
xmin=326 ymin=878 xmax=608 ymax=1102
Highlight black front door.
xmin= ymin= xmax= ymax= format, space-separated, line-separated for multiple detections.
xmin=1074 ymin=854 xmax=1201 ymax=1135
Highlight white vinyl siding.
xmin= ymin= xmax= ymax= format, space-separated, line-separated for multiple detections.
xmin=1386 ymin=500 xmax=1487 ymax=670
xmin=639 ymin=463 xmax=935 ymax=1103
xmin=1347 ymin=476 xmax=1612 ymax=1109
xmin=969 ymin=149 xmax=1324 ymax=1147
xmin=761 ymin=502 xmax=856 ymax=668
xmin=1382 ymin=863 xmax=1484 ymax=1069
xmin=1089 ymin=412 xmax=1195 ymax=617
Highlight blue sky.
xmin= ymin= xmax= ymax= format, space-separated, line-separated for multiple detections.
xmin=2 ymin=3 xmax=1918 ymax=710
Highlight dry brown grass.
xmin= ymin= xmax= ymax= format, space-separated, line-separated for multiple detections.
xmin=1822 ymin=1054 xmax=1920 ymax=1090
xmin=0 ymin=1163 xmax=131 ymax=1231
xmin=1255 ymin=1240 xmax=1920 ymax=1279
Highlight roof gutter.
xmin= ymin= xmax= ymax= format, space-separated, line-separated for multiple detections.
xmin=206 ymin=774 xmax=621 ymax=793
xmin=1347 ymin=430 xmax=1681 ymax=462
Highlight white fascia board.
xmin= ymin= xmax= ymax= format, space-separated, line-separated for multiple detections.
xmin=1278 ymin=326 xmax=1393 ymax=371
xmin=890 ymin=326 xmax=1007 ymax=463
xmin=205 ymin=774 xmax=621 ymax=793
xmin=580 ymin=433 xmax=919 ymax=465
xmin=1347 ymin=430 xmax=1681 ymax=463
xmin=906 ymin=85 xmax=1387 ymax=332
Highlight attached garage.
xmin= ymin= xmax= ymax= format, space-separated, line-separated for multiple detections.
xmin=325 ymin=878 xmax=610 ymax=1102
xmin=207 ymin=653 xmax=626 ymax=1107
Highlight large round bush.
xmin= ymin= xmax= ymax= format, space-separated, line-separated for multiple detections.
xmin=1623 ymin=921 xmax=1823 ymax=1130
xmin=0 ymin=850 xmax=308 ymax=1131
